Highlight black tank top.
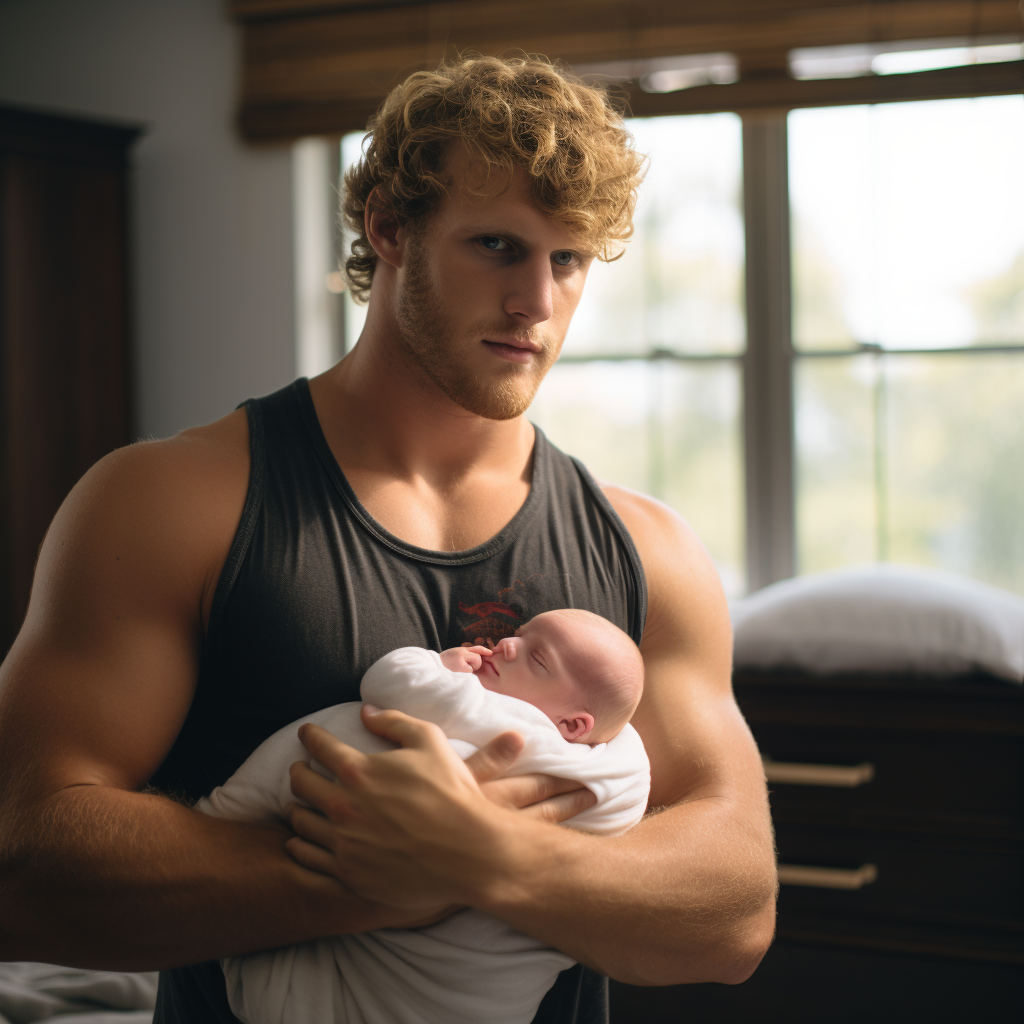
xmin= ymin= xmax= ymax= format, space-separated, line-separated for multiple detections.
xmin=153 ymin=378 xmax=647 ymax=1024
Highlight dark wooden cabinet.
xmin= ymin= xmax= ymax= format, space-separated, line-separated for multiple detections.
xmin=611 ymin=671 xmax=1024 ymax=1023
xmin=0 ymin=105 xmax=139 ymax=656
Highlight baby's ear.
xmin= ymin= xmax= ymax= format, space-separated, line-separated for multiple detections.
xmin=557 ymin=713 xmax=595 ymax=743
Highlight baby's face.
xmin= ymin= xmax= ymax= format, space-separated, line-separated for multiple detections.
xmin=473 ymin=611 xmax=594 ymax=742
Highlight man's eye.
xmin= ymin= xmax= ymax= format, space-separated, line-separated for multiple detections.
xmin=552 ymin=251 xmax=576 ymax=267
xmin=480 ymin=236 xmax=511 ymax=252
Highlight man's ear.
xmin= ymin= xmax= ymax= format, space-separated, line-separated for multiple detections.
xmin=364 ymin=188 xmax=404 ymax=269
xmin=557 ymin=713 xmax=594 ymax=743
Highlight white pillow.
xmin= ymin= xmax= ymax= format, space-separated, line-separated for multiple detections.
xmin=731 ymin=564 xmax=1024 ymax=683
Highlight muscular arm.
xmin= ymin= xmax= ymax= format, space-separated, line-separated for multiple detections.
xmin=287 ymin=487 xmax=776 ymax=985
xmin=482 ymin=488 xmax=777 ymax=983
xmin=0 ymin=419 xmax=469 ymax=970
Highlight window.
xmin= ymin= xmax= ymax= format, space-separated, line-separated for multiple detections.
xmin=791 ymin=96 xmax=1024 ymax=595
xmin=334 ymin=93 xmax=1024 ymax=598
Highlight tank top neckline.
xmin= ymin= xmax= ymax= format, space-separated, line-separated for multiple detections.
xmin=291 ymin=377 xmax=549 ymax=567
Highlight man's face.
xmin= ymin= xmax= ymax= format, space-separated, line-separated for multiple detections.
xmin=392 ymin=149 xmax=595 ymax=420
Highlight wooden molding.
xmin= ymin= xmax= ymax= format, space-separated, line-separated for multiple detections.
xmin=626 ymin=59 xmax=1024 ymax=118
xmin=232 ymin=1 xmax=1024 ymax=140
xmin=229 ymin=0 xmax=429 ymax=18
xmin=239 ymin=59 xmax=1023 ymax=139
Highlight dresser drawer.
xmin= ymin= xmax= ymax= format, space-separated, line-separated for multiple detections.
xmin=756 ymin=724 xmax=1023 ymax=836
xmin=774 ymin=823 xmax=1023 ymax=938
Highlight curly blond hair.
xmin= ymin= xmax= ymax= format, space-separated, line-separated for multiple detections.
xmin=341 ymin=53 xmax=646 ymax=302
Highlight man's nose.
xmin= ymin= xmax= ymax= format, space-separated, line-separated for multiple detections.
xmin=503 ymin=255 xmax=553 ymax=326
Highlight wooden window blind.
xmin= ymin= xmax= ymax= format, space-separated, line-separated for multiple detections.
xmin=229 ymin=0 xmax=1024 ymax=140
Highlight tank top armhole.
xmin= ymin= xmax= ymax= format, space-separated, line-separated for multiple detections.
xmin=568 ymin=457 xmax=648 ymax=646
xmin=202 ymin=399 xmax=266 ymax=655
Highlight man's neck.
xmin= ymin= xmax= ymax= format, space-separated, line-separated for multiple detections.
xmin=305 ymin=317 xmax=537 ymax=552
xmin=310 ymin=341 xmax=534 ymax=487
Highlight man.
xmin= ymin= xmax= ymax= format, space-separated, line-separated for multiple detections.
xmin=0 ymin=55 xmax=775 ymax=1022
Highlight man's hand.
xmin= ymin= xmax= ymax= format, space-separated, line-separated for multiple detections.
xmin=286 ymin=710 xmax=506 ymax=910
xmin=285 ymin=706 xmax=596 ymax=910
xmin=458 ymin=724 xmax=597 ymax=822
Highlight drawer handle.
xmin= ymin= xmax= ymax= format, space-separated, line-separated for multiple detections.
xmin=763 ymin=758 xmax=875 ymax=787
xmin=778 ymin=863 xmax=878 ymax=890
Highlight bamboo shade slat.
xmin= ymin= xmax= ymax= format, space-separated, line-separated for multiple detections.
xmin=230 ymin=0 xmax=1024 ymax=139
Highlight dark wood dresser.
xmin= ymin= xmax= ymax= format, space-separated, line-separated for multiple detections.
xmin=0 ymin=105 xmax=140 ymax=657
xmin=611 ymin=670 xmax=1024 ymax=1023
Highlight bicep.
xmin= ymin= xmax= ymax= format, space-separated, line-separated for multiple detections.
xmin=607 ymin=487 xmax=765 ymax=811
xmin=632 ymin=648 xmax=764 ymax=811
xmin=2 ymin=619 xmax=198 ymax=798
xmin=0 ymin=444 xmax=227 ymax=801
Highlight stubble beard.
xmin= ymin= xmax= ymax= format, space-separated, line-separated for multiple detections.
xmin=394 ymin=236 xmax=557 ymax=421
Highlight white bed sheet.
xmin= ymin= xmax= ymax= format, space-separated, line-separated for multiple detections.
xmin=0 ymin=962 xmax=155 ymax=1024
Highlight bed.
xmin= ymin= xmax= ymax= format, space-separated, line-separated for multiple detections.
xmin=0 ymin=962 xmax=155 ymax=1024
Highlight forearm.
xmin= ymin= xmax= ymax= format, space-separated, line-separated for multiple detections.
xmin=477 ymin=796 xmax=777 ymax=986
xmin=0 ymin=784 xmax=425 ymax=971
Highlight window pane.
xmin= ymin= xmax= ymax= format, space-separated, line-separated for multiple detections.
xmin=796 ymin=355 xmax=877 ymax=573
xmin=797 ymin=352 xmax=1024 ymax=596
xmin=564 ymin=113 xmax=745 ymax=358
xmin=529 ymin=360 xmax=745 ymax=595
xmin=885 ymin=352 xmax=1024 ymax=595
xmin=790 ymin=96 xmax=1024 ymax=351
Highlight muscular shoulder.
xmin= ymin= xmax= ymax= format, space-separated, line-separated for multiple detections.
xmin=98 ymin=407 xmax=250 ymax=501
xmin=601 ymin=483 xmax=731 ymax=657
xmin=29 ymin=408 xmax=251 ymax=634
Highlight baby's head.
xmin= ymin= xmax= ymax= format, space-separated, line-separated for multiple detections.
xmin=474 ymin=609 xmax=644 ymax=744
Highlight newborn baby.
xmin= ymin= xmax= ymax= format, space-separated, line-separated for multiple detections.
xmin=199 ymin=609 xmax=650 ymax=1024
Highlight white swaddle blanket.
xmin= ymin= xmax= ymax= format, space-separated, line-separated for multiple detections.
xmin=198 ymin=647 xmax=651 ymax=1024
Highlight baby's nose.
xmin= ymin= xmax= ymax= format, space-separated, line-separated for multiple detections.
xmin=495 ymin=637 xmax=519 ymax=660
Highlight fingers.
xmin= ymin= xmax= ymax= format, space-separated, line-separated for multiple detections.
xmin=520 ymin=785 xmax=597 ymax=824
xmin=289 ymin=761 xmax=353 ymax=821
xmin=359 ymin=705 xmax=448 ymax=751
xmin=463 ymin=731 xmax=524 ymax=784
xmin=289 ymin=796 xmax=343 ymax=845
xmin=285 ymin=834 xmax=339 ymax=875
xmin=479 ymin=771 xmax=580 ymax=809
xmin=297 ymin=723 xmax=367 ymax=780
xmin=465 ymin=645 xmax=492 ymax=656
xmin=284 ymin=819 xmax=344 ymax=876
xmin=441 ymin=647 xmax=481 ymax=673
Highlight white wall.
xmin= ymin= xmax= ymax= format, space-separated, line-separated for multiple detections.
xmin=0 ymin=0 xmax=297 ymax=440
